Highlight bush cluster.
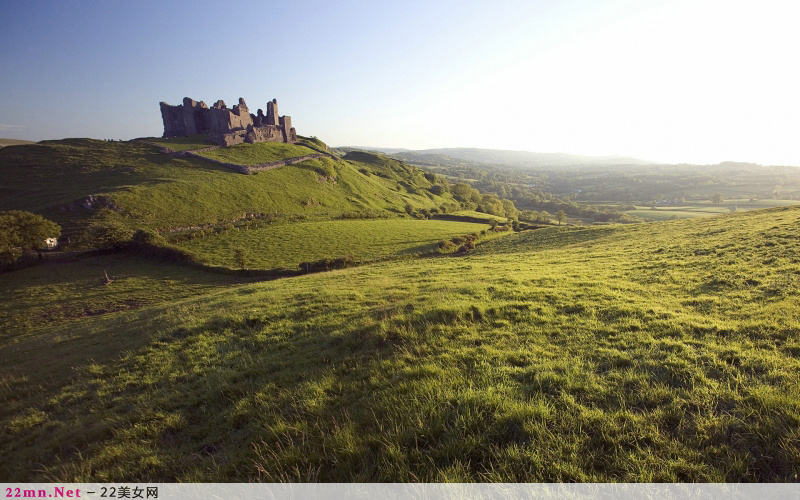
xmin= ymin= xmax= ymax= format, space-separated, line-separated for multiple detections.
xmin=299 ymin=255 xmax=357 ymax=273
xmin=438 ymin=233 xmax=480 ymax=254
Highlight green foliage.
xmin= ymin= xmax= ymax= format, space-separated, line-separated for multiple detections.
xmin=0 ymin=210 xmax=60 ymax=265
xmin=555 ymin=210 xmax=567 ymax=225
xmin=232 ymin=246 xmax=248 ymax=270
xmin=299 ymin=255 xmax=356 ymax=273
xmin=451 ymin=182 xmax=480 ymax=203
xmin=711 ymin=193 xmax=724 ymax=204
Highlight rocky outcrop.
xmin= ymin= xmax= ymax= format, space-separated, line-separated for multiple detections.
xmin=159 ymin=96 xmax=298 ymax=147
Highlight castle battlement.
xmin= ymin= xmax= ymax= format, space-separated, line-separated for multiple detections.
xmin=159 ymin=97 xmax=297 ymax=147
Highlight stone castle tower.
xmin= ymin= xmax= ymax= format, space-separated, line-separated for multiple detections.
xmin=159 ymin=97 xmax=297 ymax=147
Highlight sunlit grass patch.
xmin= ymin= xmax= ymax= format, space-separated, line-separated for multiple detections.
xmin=1 ymin=205 xmax=799 ymax=481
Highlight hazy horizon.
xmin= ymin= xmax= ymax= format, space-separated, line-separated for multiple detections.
xmin=1 ymin=0 xmax=798 ymax=166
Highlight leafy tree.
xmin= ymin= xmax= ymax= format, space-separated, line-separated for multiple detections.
xmin=556 ymin=210 xmax=567 ymax=225
xmin=451 ymin=183 xmax=476 ymax=202
xmin=0 ymin=210 xmax=61 ymax=264
xmin=233 ymin=246 xmax=249 ymax=271
xmin=501 ymin=199 xmax=518 ymax=219
xmin=711 ymin=193 xmax=724 ymax=204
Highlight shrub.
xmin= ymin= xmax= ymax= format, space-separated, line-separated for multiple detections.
xmin=85 ymin=210 xmax=134 ymax=250
xmin=299 ymin=255 xmax=357 ymax=273
xmin=0 ymin=210 xmax=61 ymax=265
xmin=456 ymin=241 xmax=475 ymax=253
xmin=233 ymin=246 xmax=249 ymax=270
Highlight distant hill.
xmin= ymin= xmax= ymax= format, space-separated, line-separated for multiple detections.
xmin=338 ymin=146 xmax=412 ymax=155
xmin=0 ymin=138 xmax=35 ymax=148
xmin=0 ymin=137 xmax=456 ymax=238
xmin=360 ymin=147 xmax=654 ymax=169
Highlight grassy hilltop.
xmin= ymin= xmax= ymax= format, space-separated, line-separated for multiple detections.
xmin=1 ymin=202 xmax=798 ymax=481
xmin=0 ymin=138 xmax=456 ymax=236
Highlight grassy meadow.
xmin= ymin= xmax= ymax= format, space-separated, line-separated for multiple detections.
xmin=0 ymin=138 xmax=35 ymax=148
xmin=626 ymin=199 xmax=800 ymax=221
xmin=2 ymin=205 xmax=799 ymax=481
xmin=0 ymin=139 xmax=453 ymax=235
xmin=177 ymin=219 xmax=492 ymax=269
xmin=196 ymin=142 xmax=319 ymax=165
xmin=146 ymin=135 xmax=216 ymax=152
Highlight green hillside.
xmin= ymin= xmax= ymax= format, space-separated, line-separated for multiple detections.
xmin=2 ymin=205 xmax=798 ymax=481
xmin=0 ymin=138 xmax=35 ymax=148
xmin=0 ymin=139 xmax=453 ymax=237
xmin=178 ymin=218 xmax=491 ymax=270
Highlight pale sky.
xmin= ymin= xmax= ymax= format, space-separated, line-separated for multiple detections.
xmin=1 ymin=0 xmax=798 ymax=165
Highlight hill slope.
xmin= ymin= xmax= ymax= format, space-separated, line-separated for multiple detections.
xmin=0 ymin=139 xmax=453 ymax=236
xmin=1 ymin=205 xmax=798 ymax=481
xmin=0 ymin=138 xmax=35 ymax=148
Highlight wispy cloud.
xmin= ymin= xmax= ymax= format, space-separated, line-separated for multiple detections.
xmin=0 ymin=123 xmax=26 ymax=130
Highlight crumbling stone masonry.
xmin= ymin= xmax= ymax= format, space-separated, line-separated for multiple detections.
xmin=159 ymin=97 xmax=298 ymax=147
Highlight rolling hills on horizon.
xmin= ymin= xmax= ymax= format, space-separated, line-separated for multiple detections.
xmin=339 ymin=146 xmax=655 ymax=169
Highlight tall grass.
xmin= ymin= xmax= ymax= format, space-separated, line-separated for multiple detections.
xmin=1 ymin=204 xmax=799 ymax=481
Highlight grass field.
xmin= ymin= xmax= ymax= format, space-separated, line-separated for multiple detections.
xmin=2 ymin=205 xmax=799 ymax=481
xmin=0 ymin=138 xmax=35 ymax=148
xmin=145 ymin=135 xmax=216 ymax=152
xmin=178 ymin=219 xmax=492 ymax=269
xmin=0 ymin=139 xmax=452 ymax=236
xmin=0 ymin=254 xmax=248 ymax=340
xmin=196 ymin=142 xmax=319 ymax=165
xmin=626 ymin=199 xmax=800 ymax=221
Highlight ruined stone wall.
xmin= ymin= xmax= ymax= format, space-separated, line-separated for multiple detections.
xmin=159 ymin=96 xmax=297 ymax=146
xmin=266 ymin=99 xmax=278 ymax=126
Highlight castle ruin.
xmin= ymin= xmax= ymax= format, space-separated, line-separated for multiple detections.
xmin=159 ymin=97 xmax=297 ymax=147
